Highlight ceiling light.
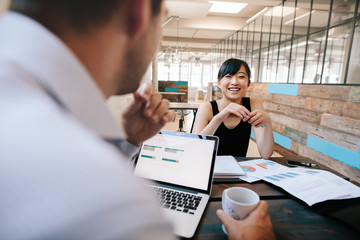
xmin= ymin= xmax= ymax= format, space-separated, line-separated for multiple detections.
xmin=209 ymin=1 xmax=248 ymax=14
xmin=265 ymin=6 xmax=298 ymax=17
xmin=172 ymin=17 xmax=182 ymax=64
xmin=246 ymin=7 xmax=268 ymax=23
xmin=285 ymin=10 xmax=315 ymax=25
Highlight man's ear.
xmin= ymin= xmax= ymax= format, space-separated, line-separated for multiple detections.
xmin=125 ymin=0 xmax=148 ymax=38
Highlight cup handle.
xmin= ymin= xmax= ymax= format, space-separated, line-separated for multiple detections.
xmin=222 ymin=189 xmax=227 ymax=210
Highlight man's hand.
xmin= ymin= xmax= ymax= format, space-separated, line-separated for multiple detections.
xmin=217 ymin=200 xmax=275 ymax=240
xmin=122 ymin=82 xmax=175 ymax=146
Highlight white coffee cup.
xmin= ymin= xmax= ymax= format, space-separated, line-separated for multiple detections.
xmin=221 ymin=187 xmax=260 ymax=234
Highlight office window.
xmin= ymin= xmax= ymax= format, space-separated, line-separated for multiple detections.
xmin=347 ymin=20 xmax=360 ymax=84
xmin=277 ymin=41 xmax=291 ymax=83
xmin=190 ymin=63 xmax=202 ymax=87
xmin=310 ymin=0 xmax=330 ymax=34
xmin=323 ymin=24 xmax=350 ymax=84
xmin=220 ymin=41 xmax=225 ymax=63
xmin=269 ymin=45 xmax=278 ymax=82
xmin=236 ymin=31 xmax=243 ymax=58
xmin=259 ymin=48 xmax=269 ymax=83
xmin=261 ymin=33 xmax=270 ymax=49
xmin=289 ymin=36 xmax=307 ymax=83
xmin=212 ymin=0 xmax=359 ymax=86
xmin=202 ymin=63 xmax=212 ymax=86
xmin=157 ymin=61 xmax=169 ymax=81
xmin=282 ymin=0 xmax=296 ymax=40
xmin=169 ymin=63 xmax=180 ymax=81
xmin=330 ymin=0 xmax=357 ymax=27
xmin=248 ymin=22 xmax=255 ymax=66
xmin=303 ymin=31 xmax=327 ymax=83
xmin=243 ymin=27 xmax=250 ymax=63
xmin=212 ymin=63 xmax=219 ymax=82
xmin=180 ymin=60 xmax=190 ymax=82
xmin=230 ymin=33 xmax=236 ymax=58
xmin=294 ymin=1 xmax=311 ymax=37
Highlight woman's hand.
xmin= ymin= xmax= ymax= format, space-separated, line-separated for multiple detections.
xmin=247 ymin=110 xmax=271 ymax=128
xmin=216 ymin=102 xmax=251 ymax=122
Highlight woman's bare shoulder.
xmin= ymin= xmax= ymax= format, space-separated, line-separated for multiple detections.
xmin=197 ymin=101 xmax=214 ymax=117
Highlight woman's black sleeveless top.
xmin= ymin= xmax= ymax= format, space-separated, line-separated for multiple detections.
xmin=210 ymin=98 xmax=251 ymax=157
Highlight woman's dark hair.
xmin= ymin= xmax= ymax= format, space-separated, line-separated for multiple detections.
xmin=217 ymin=58 xmax=251 ymax=83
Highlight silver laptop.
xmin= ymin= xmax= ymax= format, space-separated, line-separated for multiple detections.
xmin=133 ymin=130 xmax=218 ymax=238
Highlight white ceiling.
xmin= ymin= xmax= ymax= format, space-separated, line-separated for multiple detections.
xmin=162 ymin=0 xmax=282 ymax=55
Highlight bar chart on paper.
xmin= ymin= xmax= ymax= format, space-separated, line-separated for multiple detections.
xmin=265 ymin=172 xmax=300 ymax=182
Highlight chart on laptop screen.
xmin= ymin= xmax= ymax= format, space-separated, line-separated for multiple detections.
xmin=134 ymin=133 xmax=215 ymax=191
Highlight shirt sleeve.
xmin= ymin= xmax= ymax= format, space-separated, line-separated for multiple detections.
xmin=104 ymin=138 xmax=140 ymax=159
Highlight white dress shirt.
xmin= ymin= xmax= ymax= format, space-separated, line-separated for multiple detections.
xmin=0 ymin=12 xmax=175 ymax=240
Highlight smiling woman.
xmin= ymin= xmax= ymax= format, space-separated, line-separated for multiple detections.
xmin=192 ymin=58 xmax=274 ymax=159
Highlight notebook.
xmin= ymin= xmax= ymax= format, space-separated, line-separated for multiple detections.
xmin=133 ymin=130 xmax=219 ymax=238
xmin=214 ymin=155 xmax=246 ymax=178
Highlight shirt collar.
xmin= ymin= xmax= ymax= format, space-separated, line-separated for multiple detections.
xmin=0 ymin=11 xmax=125 ymax=139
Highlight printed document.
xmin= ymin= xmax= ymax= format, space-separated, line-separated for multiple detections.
xmin=238 ymin=159 xmax=360 ymax=206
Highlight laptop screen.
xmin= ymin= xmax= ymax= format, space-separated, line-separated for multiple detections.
xmin=134 ymin=131 xmax=218 ymax=192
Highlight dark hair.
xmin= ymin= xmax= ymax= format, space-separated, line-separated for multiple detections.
xmin=217 ymin=58 xmax=251 ymax=83
xmin=10 ymin=0 xmax=163 ymax=34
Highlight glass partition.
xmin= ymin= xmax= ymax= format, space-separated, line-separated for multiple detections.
xmin=248 ymin=21 xmax=255 ymax=65
xmin=294 ymin=0 xmax=312 ymax=37
xmin=310 ymin=0 xmax=330 ymax=34
xmin=236 ymin=31 xmax=243 ymax=58
xmin=323 ymin=23 xmax=351 ymax=84
xmin=303 ymin=30 xmax=327 ymax=83
xmin=330 ymin=0 xmax=357 ymax=27
xmin=277 ymin=41 xmax=292 ymax=83
xmin=289 ymin=36 xmax=307 ymax=83
xmin=210 ymin=0 xmax=359 ymax=85
xmin=347 ymin=20 xmax=360 ymax=84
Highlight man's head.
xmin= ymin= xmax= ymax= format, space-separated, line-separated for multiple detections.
xmin=11 ymin=0 xmax=163 ymax=35
xmin=11 ymin=0 xmax=165 ymax=96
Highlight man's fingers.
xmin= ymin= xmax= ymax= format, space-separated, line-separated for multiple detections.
xmin=122 ymin=92 xmax=144 ymax=118
xmin=248 ymin=201 xmax=269 ymax=219
xmin=216 ymin=209 xmax=235 ymax=228
xmin=144 ymin=93 xmax=162 ymax=118
xmin=137 ymin=82 xmax=153 ymax=103
xmin=124 ymin=82 xmax=153 ymax=118
xmin=151 ymin=98 xmax=170 ymax=123
xmin=160 ymin=110 xmax=176 ymax=125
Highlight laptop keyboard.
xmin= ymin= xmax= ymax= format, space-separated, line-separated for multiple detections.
xmin=153 ymin=186 xmax=202 ymax=215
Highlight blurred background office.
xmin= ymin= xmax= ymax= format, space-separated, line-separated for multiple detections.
xmin=1 ymin=0 xmax=359 ymax=182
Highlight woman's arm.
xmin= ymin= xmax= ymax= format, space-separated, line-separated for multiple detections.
xmin=192 ymin=101 xmax=251 ymax=136
xmin=192 ymin=102 xmax=221 ymax=135
xmin=248 ymin=98 xmax=274 ymax=159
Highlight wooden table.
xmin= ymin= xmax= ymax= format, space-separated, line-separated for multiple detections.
xmin=189 ymin=157 xmax=360 ymax=240
xmin=159 ymin=92 xmax=186 ymax=103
